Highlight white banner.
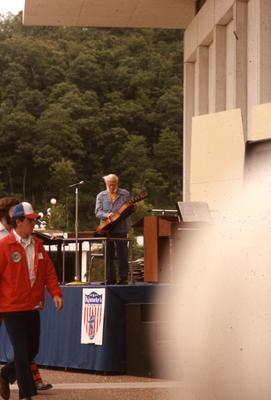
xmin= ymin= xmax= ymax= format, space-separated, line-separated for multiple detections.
xmin=80 ymin=288 xmax=106 ymax=345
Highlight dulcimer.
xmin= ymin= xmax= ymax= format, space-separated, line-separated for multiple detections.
xmin=95 ymin=192 xmax=147 ymax=234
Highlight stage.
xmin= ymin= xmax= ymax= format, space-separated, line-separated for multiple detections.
xmin=0 ymin=284 xmax=172 ymax=376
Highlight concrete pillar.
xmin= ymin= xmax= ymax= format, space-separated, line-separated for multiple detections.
xmin=247 ymin=0 xmax=259 ymax=137
xmin=234 ymin=0 xmax=248 ymax=135
xmin=209 ymin=25 xmax=227 ymax=113
xmin=194 ymin=46 xmax=209 ymax=116
xmin=208 ymin=40 xmax=215 ymax=113
xmin=247 ymin=0 xmax=271 ymax=137
xmin=259 ymin=0 xmax=271 ymax=104
xmin=213 ymin=25 xmax=226 ymax=111
xmin=183 ymin=62 xmax=195 ymax=200
xmin=225 ymin=1 xmax=247 ymax=134
xmin=225 ymin=19 xmax=236 ymax=110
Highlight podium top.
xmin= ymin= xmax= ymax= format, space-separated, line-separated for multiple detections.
xmin=67 ymin=231 xmax=96 ymax=238
xmin=176 ymin=201 xmax=211 ymax=223
xmin=33 ymin=230 xmax=97 ymax=244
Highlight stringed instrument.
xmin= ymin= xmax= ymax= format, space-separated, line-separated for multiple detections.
xmin=95 ymin=192 xmax=147 ymax=234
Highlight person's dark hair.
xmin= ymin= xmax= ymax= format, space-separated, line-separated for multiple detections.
xmin=11 ymin=216 xmax=25 ymax=229
xmin=0 ymin=197 xmax=19 ymax=224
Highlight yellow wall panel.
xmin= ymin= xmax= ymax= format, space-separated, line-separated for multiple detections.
xmin=250 ymin=102 xmax=271 ymax=141
xmin=190 ymin=109 xmax=245 ymax=212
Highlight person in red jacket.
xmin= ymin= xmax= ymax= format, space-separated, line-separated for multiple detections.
xmin=0 ymin=197 xmax=53 ymax=392
xmin=0 ymin=202 xmax=63 ymax=400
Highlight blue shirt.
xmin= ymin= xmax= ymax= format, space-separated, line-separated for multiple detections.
xmin=95 ymin=188 xmax=132 ymax=233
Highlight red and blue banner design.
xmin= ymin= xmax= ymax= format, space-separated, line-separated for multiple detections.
xmin=81 ymin=288 xmax=106 ymax=345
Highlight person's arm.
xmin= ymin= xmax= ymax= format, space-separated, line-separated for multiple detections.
xmin=95 ymin=193 xmax=110 ymax=220
xmin=53 ymin=295 xmax=63 ymax=311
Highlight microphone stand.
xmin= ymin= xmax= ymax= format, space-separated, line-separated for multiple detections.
xmin=66 ymin=181 xmax=84 ymax=285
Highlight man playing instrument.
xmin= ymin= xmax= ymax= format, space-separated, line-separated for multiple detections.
xmin=95 ymin=174 xmax=132 ymax=285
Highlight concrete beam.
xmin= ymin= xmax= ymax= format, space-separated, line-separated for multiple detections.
xmin=23 ymin=0 xmax=196 ymax=29
xmin=184 ymin=0 xmax=234 ymax=62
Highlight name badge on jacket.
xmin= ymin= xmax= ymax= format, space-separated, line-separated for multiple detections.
xmin=12 ymin=251 xmax=21 ymax=263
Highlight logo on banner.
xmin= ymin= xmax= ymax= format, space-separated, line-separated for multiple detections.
xmin=81 ymin=288 xmax=106 ymax=345
xmin=83 ymin=291 xmax=103 ymax=340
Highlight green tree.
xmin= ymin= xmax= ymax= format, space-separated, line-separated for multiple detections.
xmin=0 ymin=110 xmax=35 ymax=196
xmin=0 ymin=14 xmax=183 ymax=220
xmin=34 ymin=105 xmax=84 ymax=169
xmin=116 ymin=135 xmax=152 ymax=192
xmin=47 ymin=159 xmax=77 ymax=201
xmin=153 ymin=128 xmax=182 ymax=205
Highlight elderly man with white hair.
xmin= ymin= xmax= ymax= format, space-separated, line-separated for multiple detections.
xmin=95 ymin=174 xmax=132 ymax=285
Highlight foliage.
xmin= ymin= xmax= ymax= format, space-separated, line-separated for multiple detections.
xmin=47 ymin=202 xmax=66 ymax=230
xmin=0 ymin=13 xmax=183 ymax=230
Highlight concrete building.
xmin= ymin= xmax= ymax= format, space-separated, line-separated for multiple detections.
xmin=183 ymin=0 xmax=271 ymax=207
xmin=23 ymin=0 xmax=271 ymax=212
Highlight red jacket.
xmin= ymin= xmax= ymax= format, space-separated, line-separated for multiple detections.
xmin=0 ymin=231 xmax=62 ymax=312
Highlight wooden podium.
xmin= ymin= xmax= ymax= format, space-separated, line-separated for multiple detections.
xmin=143 ymin=203 xmax=210 ymax=283
xmin=143 ymin=215 xmax=179 ymax=283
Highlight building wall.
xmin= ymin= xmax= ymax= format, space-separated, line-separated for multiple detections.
xmin=183 ymin=0 xmax=271 ymax=200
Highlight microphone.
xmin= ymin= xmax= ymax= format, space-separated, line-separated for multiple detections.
xmin=69 ymin=181 xmax=84 ymax=188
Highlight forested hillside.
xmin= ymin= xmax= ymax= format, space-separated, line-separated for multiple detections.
xmin=0 ymin=12 xmax=183 ymax=230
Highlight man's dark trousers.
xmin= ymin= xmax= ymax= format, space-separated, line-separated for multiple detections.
xmin=106 ymin=233 xmax=129 ymax=282
xmin=2 ymin=310 xmax=39 ymax=399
